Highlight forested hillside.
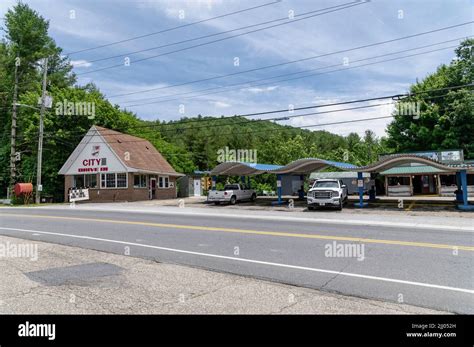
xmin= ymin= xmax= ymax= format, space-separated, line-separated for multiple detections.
xmin=1 ymin=3 xmax=471 ymax=202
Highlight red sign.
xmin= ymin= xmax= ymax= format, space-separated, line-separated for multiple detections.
xmin=78 ymin=157 xmax=108 ymax=172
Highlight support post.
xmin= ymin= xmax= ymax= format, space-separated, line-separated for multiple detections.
xmin=211 ymin=175 xmax=217 ymax=190
xmin=9 ymin=58 xmax=19 ymax=200
xmin=458 ymin=170 xmax=473 ymax=211
xmin=277 ymin=174 xmax=282 ymax=204
xmin=455 ymin=172 xmax=462 ymax=202
xmin=299 ymin=175 xmax=305 ymax=199
xmin=354 ymin=172 xmax=368 ymax=208
xmin=272 ymin=174 xmax=283 ymax=205
xmin=35 ymin=57 xmax=48 ymax=204
xmin=461 ymin=170 xmax=468 ymax=207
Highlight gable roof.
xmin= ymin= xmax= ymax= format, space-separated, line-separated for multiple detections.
xmin=59 ymin=126 xmax=183 ymax=176
xmin=94 ymin=126 xmax=182 ymax=176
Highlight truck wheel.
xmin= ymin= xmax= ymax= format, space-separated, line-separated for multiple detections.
xmin=214 ymin=202 xmax=220 ymax=205
xmin=308 ymin=205 xmax=314 ymax=211
xmin=250 ymin=193 xmax=256 ymax=202
xmin=337 ymin=200 xmax=343 ymax=211
xmin=230 ymin=196 xmax=236 ymax=205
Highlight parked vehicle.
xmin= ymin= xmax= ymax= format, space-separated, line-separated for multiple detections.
xmin=207 ymin=184 xmax=256 ymax=205
xmin=307 ymin=179 xmax=348 ymax=210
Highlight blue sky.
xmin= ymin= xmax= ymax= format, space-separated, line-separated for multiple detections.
xmin=1 ymin=0 xmax=472 ymax=136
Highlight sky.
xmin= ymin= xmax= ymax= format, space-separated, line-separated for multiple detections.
xmin=1 ymin=0 xmax=472 ymax=137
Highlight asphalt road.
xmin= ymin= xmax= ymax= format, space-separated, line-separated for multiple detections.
xmin=0 ymin=207 xmax=472 ymax=313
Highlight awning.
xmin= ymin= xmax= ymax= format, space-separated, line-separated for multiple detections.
xmin=380 ymin=165 xmax=447 ymax=175
xmin=210 ymin=158 xmax=357 ymax=176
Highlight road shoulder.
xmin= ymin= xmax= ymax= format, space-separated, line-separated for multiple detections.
xmin=0 ymin=235 xmax=445 ymax=314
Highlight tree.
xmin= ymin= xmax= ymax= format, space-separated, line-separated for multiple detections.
xmin=386 ymin=39 xmax=474 ymax=158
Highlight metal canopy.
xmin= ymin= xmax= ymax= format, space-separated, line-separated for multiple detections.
xmin=210 ymin=162 xmax=283 ymax=176
xmin=356 ymin=154 xmax=461 ymax=173
xmin=210 ymin=158 xmax=356 ymax=176
xmin=210 ymin=155 xmax=473 ymax=176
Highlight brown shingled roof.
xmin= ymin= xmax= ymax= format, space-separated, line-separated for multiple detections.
xmin=95 ymin=126 xmax=182 ymax=176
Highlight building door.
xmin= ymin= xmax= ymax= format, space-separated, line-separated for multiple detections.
xmin=421 ymin=175 xmax=436 ymax=194
xmin=193 ymin=179 xmax=201 ymax=197
xmin=150 ymin=178 xmax=156 ymax=199
xmin=413 ymin=176 xmax=422 ymax=194
xmin=414 ymin=175 xmax=436 ymax=195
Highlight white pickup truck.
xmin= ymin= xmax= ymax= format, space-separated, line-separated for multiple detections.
xmin=307 ymin=179 xmax=348 ymax=210
xmin=208 ymin=184 xmax=256 ymax=205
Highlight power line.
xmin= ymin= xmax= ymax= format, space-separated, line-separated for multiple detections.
xmin=74 ymin=1 xmax=361 ymax=67
xmin=65 ymin=0 xmax=282 ymax=55
xmin=119 ymin=37 xmax=468 ymax=105
xmin=106 ymin=21 xmax=474 ymax=99
xmin=36 ymin=102 xmax=395 ymax=146
xmin=76 ymin=1 xmax=367 ymax=76
xmin=121 ymin=44 xmax=461 ymax=108
xmin=10 ymin=89 xmax=468 ymax=160
xmin=64 ymin=90 xmax=460 ymax=137
xmin=34 ymin=86 xmax=471 ymax=140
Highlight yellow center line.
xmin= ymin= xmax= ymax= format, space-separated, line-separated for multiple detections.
xmin=1 ymin=213 xmax=473 ymax=251
xmin=405 ymin=200 xmax=417 ymax=211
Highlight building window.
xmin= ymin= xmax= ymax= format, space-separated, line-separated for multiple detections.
xmin=468 ymin=174 xmax=474 ymax=186
xmin=388 ymin=176 xmax=410 ymax=186
xmin=85 ymin=174 xmax=97 ymax=188
xmin=117 ymin=173 xmax=127 ymax=188
xmin=74 ymin=174 xmax=97 ymax=188
xmin=106 ymin=173 xmax=116 ymax=188
xmin=100 ymin=173 xmax=128 ymax=188
xmin=159 ymin=176 xmax=169 ymax=188
xmin=440 ymin=174 xmax=456 ymax=186
xmin=134 ymin=174 xmax=147 ymax=188
xmin=73 ymin=175 xmax=85 ymax=188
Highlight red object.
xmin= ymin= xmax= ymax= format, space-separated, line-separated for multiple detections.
xmin=14 ymin=183 xmax=33 ymax=197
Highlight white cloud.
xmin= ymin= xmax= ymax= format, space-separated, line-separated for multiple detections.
xmin=70 ymin=59 xmax=92 ymax=68
xmin=210 ymin=100 xmax=231 ymax=108
xmin=155 ymin=0 xmax=226 ymax=20
xmin=242 ymin=86 xmax=279 ymax=93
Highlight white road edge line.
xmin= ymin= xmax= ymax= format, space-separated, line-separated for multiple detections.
xmin=1 ymin=226 xmax=473 ymax=295
xmin=7 ymin=206 xmax=474 ymax=232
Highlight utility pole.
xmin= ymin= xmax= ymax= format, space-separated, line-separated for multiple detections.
xmin=35 ymin=57 xmax=48 ymax=204
xmin=9 ymin=57 xmax=19 ymax=199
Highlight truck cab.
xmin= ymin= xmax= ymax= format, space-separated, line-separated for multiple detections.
xmin=307 ymin=179 xmax=348 ymax=210
xmin=207 ymin=184 xmax=256 ymax=205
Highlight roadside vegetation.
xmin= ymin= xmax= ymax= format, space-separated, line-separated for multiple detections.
xmin=0 ymin=3 xmax=472 ymax=202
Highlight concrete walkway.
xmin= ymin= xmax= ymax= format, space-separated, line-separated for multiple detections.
xmin=0 ymin=235 xmax=444 ymax=314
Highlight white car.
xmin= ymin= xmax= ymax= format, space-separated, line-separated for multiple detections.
xmin=307 ymin=179 xmax=348 ymax=210
xmin=207 ymin=184 xmax=256 ymax=205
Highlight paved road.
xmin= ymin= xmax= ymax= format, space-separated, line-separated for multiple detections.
xmin=0 ymin=207 xmax=472 ymax=313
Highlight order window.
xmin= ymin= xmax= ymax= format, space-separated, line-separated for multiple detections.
xmin=158 ymin=176 xmax=169 ymax=188
xmin=134 ymin=174 xmax=147 ymax=188
xmin=100 ymin=173 xmax=127 ymax=188
xmin=117 ymin=173 xmax=127 ymax=188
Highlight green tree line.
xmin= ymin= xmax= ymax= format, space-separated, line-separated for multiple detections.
xmin=0 ymin=3 xmax=472 ymax=202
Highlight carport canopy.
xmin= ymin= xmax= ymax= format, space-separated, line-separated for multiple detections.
xmin=355 ymin=154 xmax=462 ymax=173
xmin=210 ymin=158 xmax=357 ymax=176
xmin=210 ymin=154 xmax=474 ymax=208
